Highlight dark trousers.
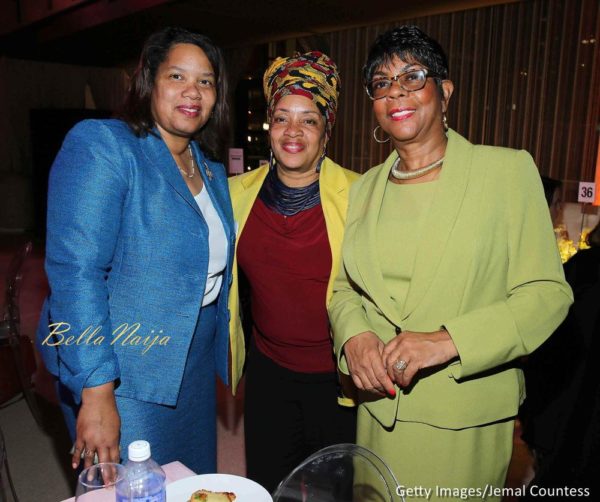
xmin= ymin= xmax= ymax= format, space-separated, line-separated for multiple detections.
xmin=244 ymin=345 xmax=357 ymax=494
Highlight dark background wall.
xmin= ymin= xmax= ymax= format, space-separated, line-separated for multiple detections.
xmin=0 ymin=0 xmax=598 ymax=233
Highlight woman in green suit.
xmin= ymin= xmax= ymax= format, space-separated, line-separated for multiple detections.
xmin=328 ymin=26 xmax=572 ymax=500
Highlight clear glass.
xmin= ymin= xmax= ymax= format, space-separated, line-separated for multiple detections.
xmin=272 ymin=443 xmax=403 ymax=502
xmin=366 ymin=69 xmax=437 ymax=100
xmin=75 ymin=462 xmax=126 ymax=501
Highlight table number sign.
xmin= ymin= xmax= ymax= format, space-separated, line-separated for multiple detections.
xmin=578 ymin=181 xmax=596 ymax=203
xmin=228 ymin=148 xmax=244 ymax=175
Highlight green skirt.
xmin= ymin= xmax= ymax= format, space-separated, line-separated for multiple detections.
xmin=355 ymin=405 xmax=514 ymax=502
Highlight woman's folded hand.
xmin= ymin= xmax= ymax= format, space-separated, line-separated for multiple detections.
xmin=343 ymin=331 xmax=396 ymax=397
xmin=382 ymin=329 xmax=459 ymax=388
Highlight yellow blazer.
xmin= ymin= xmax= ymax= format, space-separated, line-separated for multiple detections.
xmin=328 ymin=130 xmax=573 ymax=429
xmin=228 ymin=158 xmax=360 ymax=395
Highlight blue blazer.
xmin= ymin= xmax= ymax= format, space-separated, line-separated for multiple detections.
xmin=36 ymin=119 xmax=235 ymax=406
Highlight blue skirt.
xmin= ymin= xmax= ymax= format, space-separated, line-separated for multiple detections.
xmin=59 ymin=303 xmax=217 ymax=474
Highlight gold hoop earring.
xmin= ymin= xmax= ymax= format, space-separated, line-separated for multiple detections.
xmin=442 ymin=113 xmax=449 ymax=132
xmin=373 ymin=125 xmax=389 ymax=144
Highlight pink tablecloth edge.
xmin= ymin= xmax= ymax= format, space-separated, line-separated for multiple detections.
xmin=60 ymin=461 xmax=197 ymax=502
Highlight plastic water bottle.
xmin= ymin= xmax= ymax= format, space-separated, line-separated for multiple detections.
xmin=116 ymin=440 xmax=166 ymax=502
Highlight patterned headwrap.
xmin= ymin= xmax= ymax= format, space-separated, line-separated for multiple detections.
xmin=263 ymin=51 xmax=340 ymax=142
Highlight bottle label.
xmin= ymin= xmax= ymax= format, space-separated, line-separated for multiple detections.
xmin=117 ymin=491 xmax=165 ymax=502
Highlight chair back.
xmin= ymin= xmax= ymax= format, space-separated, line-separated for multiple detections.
xmin=0 ymin=425 xmax=20 ymax=501
xmin=0 ymin=241 xmax=36 ymax=405
xmin=2 ymin=241 xmax=33 ymax=328
xmin=272 ymin=443 xmax=403 ymax=502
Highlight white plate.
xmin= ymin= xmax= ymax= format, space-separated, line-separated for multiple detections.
xmin=167 ymin=474 xmax=272 ymax=502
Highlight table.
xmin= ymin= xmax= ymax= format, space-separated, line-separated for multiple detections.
xmin=60 ymin=461 xmax=196 ymax=501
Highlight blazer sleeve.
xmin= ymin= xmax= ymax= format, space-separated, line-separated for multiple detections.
xmin=44 ymin=120 xmax=127 ymax=401
xmin=328 ymin=182 xmax=375 ymax=375
xmin=443 ymin=150 xmax=573 ymax=379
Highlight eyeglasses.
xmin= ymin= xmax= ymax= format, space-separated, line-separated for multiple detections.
xmin=365 ymin=68 xmax=440 ymax=100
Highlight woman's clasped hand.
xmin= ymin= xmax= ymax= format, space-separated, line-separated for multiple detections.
xmin=343 ymin=329 xmax=458 ymax=395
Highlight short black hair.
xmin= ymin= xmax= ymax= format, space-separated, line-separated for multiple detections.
xmin=587 ymin=220 xmax=600 ymax=248
xmin=120 ymin=27 xmax=230 ymax=161
xmin=541 ymin=175 xmax=562 ymax=207
xmin=363 ymin=25 xmax=449 ymax=95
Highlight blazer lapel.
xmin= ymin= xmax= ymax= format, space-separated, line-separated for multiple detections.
xmin=401 ymin=129 xmax=473 ymax=318
xmin=190 ymin=142 xmax=234 ymax=241
xmin=233 ymin=165 xmax=268 ymax=238
xmin=142 ymin=130 xmax=203 ymax=218
xmin=350 ymin=154 xmax=405 ymax=327
xmin=319 ymin=158 xmax=351 ymax=301
xmin=320 ymin=157 xmax=349 ymax=233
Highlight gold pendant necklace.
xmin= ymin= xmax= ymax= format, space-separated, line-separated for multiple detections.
xmin=177 ymin=144 xmax=195 ymax=179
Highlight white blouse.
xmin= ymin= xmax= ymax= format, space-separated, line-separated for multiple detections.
xmin=194 ymin=186 xmax=227 ymax=306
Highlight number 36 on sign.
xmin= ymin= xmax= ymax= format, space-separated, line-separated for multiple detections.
xmin=578 ymin=182 xmax=596 ymax=203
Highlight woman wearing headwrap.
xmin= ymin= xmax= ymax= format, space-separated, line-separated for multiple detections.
xmin=228 ymin=51 xmax=359 ymax=493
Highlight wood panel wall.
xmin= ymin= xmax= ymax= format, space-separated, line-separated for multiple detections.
xmin=316 ymin=0 xmax=600 ymax=202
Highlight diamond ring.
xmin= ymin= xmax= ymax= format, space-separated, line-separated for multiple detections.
xmin=393 ymin=359 xmax=408 ymax=372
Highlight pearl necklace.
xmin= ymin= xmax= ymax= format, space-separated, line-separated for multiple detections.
xmin=390 ymin=155 xmax=444 ymax=180
xmin=177 ymin=144 xmax=195 ymax=179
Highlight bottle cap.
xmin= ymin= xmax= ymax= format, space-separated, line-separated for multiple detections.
xmin=128 ymin=440 xmax=151 ymax=461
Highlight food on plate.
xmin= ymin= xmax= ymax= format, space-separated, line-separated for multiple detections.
xmin=189 ymin=489 xmax=237 ymax=501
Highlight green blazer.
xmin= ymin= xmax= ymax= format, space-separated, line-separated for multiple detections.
xmin=228 ymin=158 xmax=359 ymax=396
xmin=328 ymin=130 xmax=573 ymax=429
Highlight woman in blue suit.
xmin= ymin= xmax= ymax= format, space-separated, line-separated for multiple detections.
xmin=36 ymin=27 xmax=235 ymax=474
